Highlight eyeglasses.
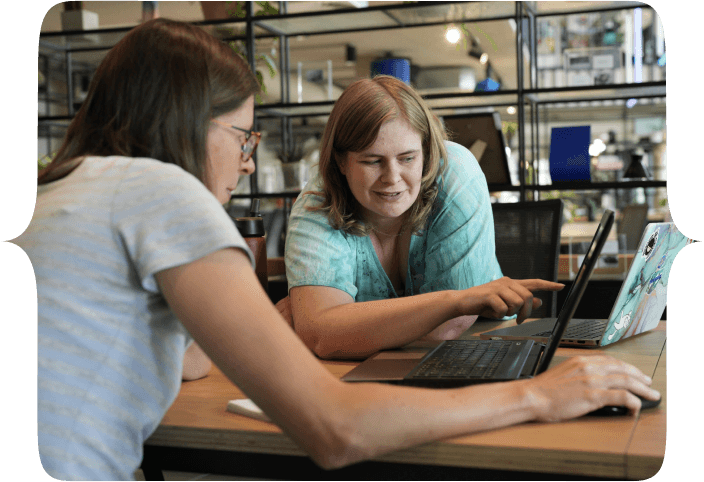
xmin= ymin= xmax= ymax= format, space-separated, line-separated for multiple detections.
xmin=211 ymin=119 xmax=261 ymax=162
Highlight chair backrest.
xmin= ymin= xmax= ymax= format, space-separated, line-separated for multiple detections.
xmin=618 ymin=204 xmax=649 ymax=252
xmin=491 ymin=199 xmax=564 ymax=318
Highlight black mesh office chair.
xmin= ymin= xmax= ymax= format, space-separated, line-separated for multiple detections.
xmin=491 ymin=199 xmax=564 ymax=318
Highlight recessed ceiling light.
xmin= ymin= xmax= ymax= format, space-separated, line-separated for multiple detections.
xmin=445 ymin=26 xmax=461 ymax=45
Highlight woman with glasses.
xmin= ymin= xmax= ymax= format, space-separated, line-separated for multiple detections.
xmin=18 ymin=18 xmax=658 ymax=481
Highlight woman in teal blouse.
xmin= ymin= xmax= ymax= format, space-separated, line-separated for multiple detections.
xmin=281 ymin=76 xmax=564 ymax=359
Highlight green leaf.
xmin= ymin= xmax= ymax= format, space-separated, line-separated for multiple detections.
xmin=257 ymin=54 xmax=277 ymax=78
xmin=38 ymin=153 xmax=55 ymax=170
xmin=255 ymin=1 xmax=279 ymax=16
xmin=227 ymin=1 xmax=246 ymax=18
xmin=255 ymin=70 xmax=267 ymax=94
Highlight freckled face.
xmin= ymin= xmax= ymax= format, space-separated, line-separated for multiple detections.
xmin=205 ymin=96 xmax=256 ymax=204
xmin=340 ymin=117 xmax=424 ymax=227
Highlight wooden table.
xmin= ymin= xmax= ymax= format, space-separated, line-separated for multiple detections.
xmin=143 ymin=321 xmax=666 ymax=480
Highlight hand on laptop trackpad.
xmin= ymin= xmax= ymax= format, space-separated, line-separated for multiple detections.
xmin=586 ymin=395 xmax=661 ymax=416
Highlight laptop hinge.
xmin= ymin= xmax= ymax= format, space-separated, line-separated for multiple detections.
xmin=521 ymin=343 xmax=546 ymax=378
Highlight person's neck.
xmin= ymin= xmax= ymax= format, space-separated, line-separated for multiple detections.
xmin=368 ymin=217 xmax=406 ymax=239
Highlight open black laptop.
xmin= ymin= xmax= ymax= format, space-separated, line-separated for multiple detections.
xmin=341 ymin=210 xmax=615 ymax=388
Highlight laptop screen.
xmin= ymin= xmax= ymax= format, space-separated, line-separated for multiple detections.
xmin=536 ymin=210 xmax=615 ymax=374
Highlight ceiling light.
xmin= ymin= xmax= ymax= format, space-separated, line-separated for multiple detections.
xmin=479 ymin=53 xmax=488 ymax=65
xmin=507 ymin=106 xmax=516 ymax=115
xmin=445 ymin=26 xmax=461 ymax=44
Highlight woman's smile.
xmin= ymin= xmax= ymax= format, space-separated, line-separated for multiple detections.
xmin=374 ymin=190 xmax=404 ymax=200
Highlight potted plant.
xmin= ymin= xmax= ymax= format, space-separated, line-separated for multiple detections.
xmin=61 ymin=1 xmax=99 ymax=31
xmin=200 ymin=1 xmax=278 ymax=103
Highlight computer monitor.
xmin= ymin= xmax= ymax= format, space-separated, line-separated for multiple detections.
xmin=441 ymin=111 xmax=512 ymax=185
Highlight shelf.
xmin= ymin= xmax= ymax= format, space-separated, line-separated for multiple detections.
xmin=529 ymin=1 xmax=647 ymax=17
xmin=256 ymin=1 xmax=516 ymax=37
xmin=38 ymin=1 xmax=667 ymax=209
xmin=527 ymin=180 xmax=666 ymax=191
xmin=38 ymin=17 xmax=253 ymax=51
xmin=487 ymin=183 xmax=522 ymax=192
xmin=37 ymin=1 xmax=518 ymax=49
xmin=228 ymin=180 xmax=666 ymax=200
xmin=255 ymin=90 xmax=521 ymax=117
xmin=525 ymin=82 xmax=666 ymax=104
xmin=38 ymin=116 xmax=72 ymax=124
xmin=253 ymin=83 xmax=665 ymax=119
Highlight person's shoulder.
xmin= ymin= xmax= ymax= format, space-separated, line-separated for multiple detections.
xmin=80 ymin=155 xmax=190 ymax=181
xmin=442 ymin=140 xmax=480 ymax=173
xmin=103 ymin=156 xmax=205 ymax=191
xmin=118 ymin=156 xmax=193 ymax=179
xmin=290 ymin=173 xmax=329 ymax=216
xmin=438 ymin=141 xmax=485 ymax=191
xmin=92 ymin=156 xmax=217 ymax=212
xmin=288 ymin=175 xmax=355 ymax=246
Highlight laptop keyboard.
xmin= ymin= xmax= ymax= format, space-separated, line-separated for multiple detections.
xmin=409 ymin=340 xmax=514 ymax=379
xmin=534 ymin=319 xmax=608 ymax=339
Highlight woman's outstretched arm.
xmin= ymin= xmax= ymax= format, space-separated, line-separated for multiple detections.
xmin=155 ymin=248 xmax=658 ymax=470
xmin=289 ymin=277 xmax=563 ymax=359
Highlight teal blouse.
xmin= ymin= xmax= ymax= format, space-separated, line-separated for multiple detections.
xmin=284 ymin=141 xmax=503 ymax=301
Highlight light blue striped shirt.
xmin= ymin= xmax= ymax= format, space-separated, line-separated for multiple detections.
xmin=285 ymin=141 xmax=503 ymax=300
xmin=15 ymin=156 xmax=253 ymax=480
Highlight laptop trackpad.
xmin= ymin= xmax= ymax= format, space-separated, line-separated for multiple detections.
xmin=342 ymin=351 xmax=427 ymax=382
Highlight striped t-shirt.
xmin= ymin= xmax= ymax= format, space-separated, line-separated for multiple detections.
xmin=15 ymin=156 xmax=253 ymax=480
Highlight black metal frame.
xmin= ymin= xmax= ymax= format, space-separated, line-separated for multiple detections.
xmin=38 ymin=2 xmax=666 ymax=201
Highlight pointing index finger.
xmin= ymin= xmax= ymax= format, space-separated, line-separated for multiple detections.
xmin=518 ymin=279 xmax=565 ymax=292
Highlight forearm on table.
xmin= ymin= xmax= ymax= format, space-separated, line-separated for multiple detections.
xmin=293 ymin=289 xmax=462 ymax=358
xmin=323 ymin=379 xmax=536 ymax=467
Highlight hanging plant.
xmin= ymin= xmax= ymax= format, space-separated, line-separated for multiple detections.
xmin=275 ymin=138 xmax=305 ymax=164
xmin=201 ymin=1 xmax=279 ymax=103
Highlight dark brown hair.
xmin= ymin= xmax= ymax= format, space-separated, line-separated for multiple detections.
xmin=313 ymin=75 xmax=447 ymax=236
xmin=39 ymin=18 xmax=260 ymax=184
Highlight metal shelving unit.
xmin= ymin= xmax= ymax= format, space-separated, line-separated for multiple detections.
xmin=246 ymin=1 xmax=666 ymax=201
xmin=38 ymin=1 xmax=666 ymax=205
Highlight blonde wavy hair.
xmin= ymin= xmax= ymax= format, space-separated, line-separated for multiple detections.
xmin=311 ymin=75 xmax=447 ymax=236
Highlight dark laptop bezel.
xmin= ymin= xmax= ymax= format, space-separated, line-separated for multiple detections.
xmin=534 ymin=210 xmax=614 ymax=374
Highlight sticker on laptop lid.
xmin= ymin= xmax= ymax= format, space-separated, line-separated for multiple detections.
xmin=601 ymin=223 xmax=694 ymax=346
